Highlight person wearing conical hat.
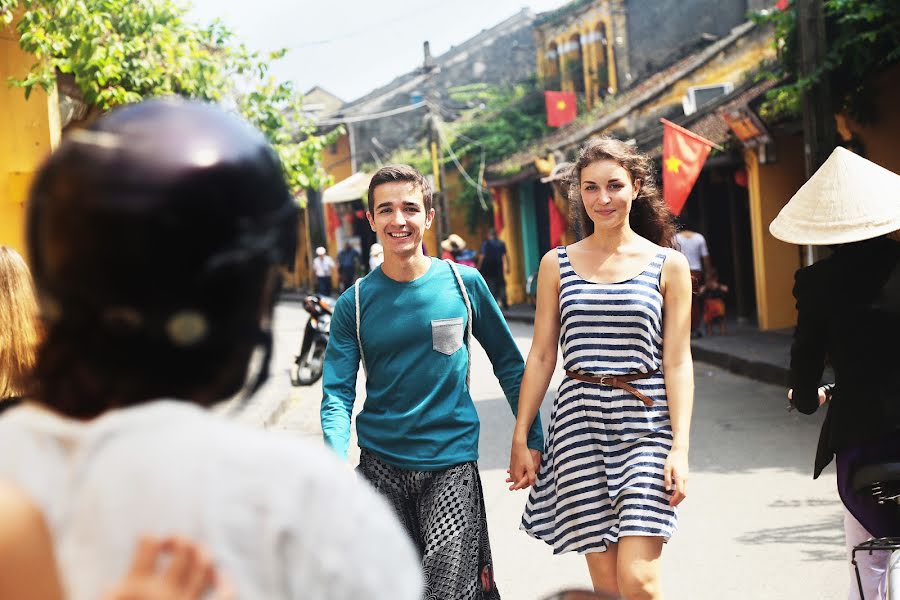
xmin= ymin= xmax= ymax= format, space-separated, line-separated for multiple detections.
xmin=440 ymin=233 xmax=467 ymax=262
xmin=771 ymin=146 xmax=900 ymax=600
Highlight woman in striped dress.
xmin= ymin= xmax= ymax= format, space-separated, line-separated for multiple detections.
xmin=508 ymin=138 xmax=694 ymax=599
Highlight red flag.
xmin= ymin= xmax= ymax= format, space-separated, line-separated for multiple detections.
xmin=545 ymin=91 xmax=577 ymax=127
xmin=491 ymin=188 xmax=504 ymax=234
xmin=548 ymin=196 xmax=566 ymax=247
xmin=661 ymin=118 xmax=713 ymax=216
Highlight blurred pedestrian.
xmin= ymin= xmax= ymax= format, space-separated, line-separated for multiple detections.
xmin=313 ymin=246 xmax=335 ymax=296
xmin=337 ymin=241 xmax=360 ymax=291
xmin=0 ymin=247 xmax=39 ymax=416
xmin=440 ymin=233 xmax=466 ymax=261
xmin=369 ymin=242 xmax=384 ymax=271
xmin=322 ymin=164 xmax=543 ymax=599
xmin=699 ymin=267 xmax=729 ymax=336
xmin=772 ymin=146 xmax=900 ymax=600
xmin=674 ymin=224 xmax=711 ymax=338
xmin=478 ymin=229 xmax=509 ymax=310
xmin=0 ymin=99 xmax=421 ymax=600
xmin=510 ymin=138 xmax=692 ymax=599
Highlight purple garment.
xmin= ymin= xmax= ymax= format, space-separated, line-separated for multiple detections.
xmin=836 ymin=435 xmax=900 ymax=539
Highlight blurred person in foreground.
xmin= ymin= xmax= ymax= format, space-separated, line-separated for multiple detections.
xmin=0 ymin=246 xmax=40 ymax=415
xmin=772 ymin=146 xmax=900 ymax=600
xmin=1 ymin=479 xmax=231 ymax=600
xmin=0 ymin=98 xmax=421 ymax=600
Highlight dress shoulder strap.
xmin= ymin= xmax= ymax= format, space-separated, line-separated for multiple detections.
xmin=649 ymin=250 xmax=669 ymax=285
xmin=556 ymin=245 xmax=567 ymax=264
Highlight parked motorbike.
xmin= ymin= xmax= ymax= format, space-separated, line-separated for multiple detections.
xmin=290 ymin=294 xmax=335 ymax=386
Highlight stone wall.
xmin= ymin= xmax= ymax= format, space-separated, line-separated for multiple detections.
xmin=621 ymin=0 xmax=750 ymax=87
xmin=341 ymin=10 xmax=537 ymax=168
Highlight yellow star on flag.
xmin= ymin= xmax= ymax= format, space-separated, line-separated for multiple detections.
xmin=665 ymin=156 xmax=682 ymax=173
xmin=556 ymin=100 xmax=567 ymax=110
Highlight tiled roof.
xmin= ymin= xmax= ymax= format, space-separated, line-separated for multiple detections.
xmin=639 ymin=78 xmax=780 ymax=157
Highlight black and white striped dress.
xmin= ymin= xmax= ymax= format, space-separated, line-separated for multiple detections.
xmin=521 ymin=246 xmax=677 ymax=555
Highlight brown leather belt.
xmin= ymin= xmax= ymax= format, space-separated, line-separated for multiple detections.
xmin=565 ymin=369 xmax=659 ymax=407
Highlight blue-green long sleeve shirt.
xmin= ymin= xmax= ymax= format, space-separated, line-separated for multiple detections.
xmin=320 ymin=258 xmax=543 ymax=470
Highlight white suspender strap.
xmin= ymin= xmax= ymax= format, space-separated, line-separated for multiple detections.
xmin=354 ymin=277 xmax=368 ymax=377
xmin=444 ymin=259 xmax=473 ymax=389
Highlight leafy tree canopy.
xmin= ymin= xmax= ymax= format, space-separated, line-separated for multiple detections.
xmin=754 ymin=0 xmax=900 ymax=122
xmin=0 ymin=0 xmax=341 ymax=195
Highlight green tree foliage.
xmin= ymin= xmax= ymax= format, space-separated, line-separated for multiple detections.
xmin=380 ymin=83 xmax=550 ymax=231
xmin=754 ymin=0 xmax=900 ymax=122
xmin=0 ymin=0 xmax=340 ymax=195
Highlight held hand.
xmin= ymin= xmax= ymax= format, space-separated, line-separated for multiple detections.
xmin=664 ymin=448 xmax=689 ymax=507
xmin=506 ymin=443 xmax=538 ymax=491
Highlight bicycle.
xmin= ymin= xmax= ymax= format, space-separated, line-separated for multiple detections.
xmin=789 ymin=384 xmax=900 ymax=598
xmin=850 ymin=461 xmax=900 ymax=599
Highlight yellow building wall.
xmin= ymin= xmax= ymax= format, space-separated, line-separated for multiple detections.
xmin=443 ymin=169 xmax=491 ymax=256
xmin=498 ymin=185 xmax=526 ymax=304
xmin=321 ymin=131 xmax=353 ymax=263
xmin=536 ymin=4 xmax=619 ymax=101
xmin=744 ymin=134 xmax=805 ymax=330
xmin=1 ymin=21 xmax=60 ymax=258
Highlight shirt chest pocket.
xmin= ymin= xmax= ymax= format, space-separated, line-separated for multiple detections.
xmin=431 ymin=317 xmax=464 ymax=355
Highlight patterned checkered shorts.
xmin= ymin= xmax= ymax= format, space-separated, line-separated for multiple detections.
xmin=357 ymin=451 xmax=501 ymax=600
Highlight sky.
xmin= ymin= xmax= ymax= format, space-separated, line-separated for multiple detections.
xmin=186 ymin=0 xmax=570 ymax=102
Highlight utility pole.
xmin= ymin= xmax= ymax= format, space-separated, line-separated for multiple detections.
xmin=422 ymin=41 xmax=449 ymax=250
xmin=796 ymin=0 xmax=836 ymax=265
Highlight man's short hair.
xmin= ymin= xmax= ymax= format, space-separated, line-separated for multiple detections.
xmin=367 ymin=164 xmax=432 ymax=213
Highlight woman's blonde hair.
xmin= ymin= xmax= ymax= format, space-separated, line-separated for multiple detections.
xmin=0 ymin=247 xmax=39 ymax=399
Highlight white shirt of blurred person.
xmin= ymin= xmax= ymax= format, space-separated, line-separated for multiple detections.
xmin=313 ymin=246 xmax=336 ymax=296
xmin=0 ymin=99 xmax=422 ymax=600
xmin=674 ymin=229 xmax=710 ymax=273
xmin=369 ymin=242 xmax=384 ymax=271
xmin=675 ymin=228 xmax=712 ymax=336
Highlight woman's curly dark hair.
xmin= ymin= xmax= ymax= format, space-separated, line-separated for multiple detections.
xmin=568 ymin=137 xmax=676 ymax=248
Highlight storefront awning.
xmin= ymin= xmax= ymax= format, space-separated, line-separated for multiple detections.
xmin=322 ymin=171 xmax=372 ymax=204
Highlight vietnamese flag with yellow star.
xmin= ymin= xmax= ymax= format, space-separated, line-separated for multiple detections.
xmin=661 ymin=118 xmax=714 ymax=215
xmin=545 ymin=91 xmax=577 ymax=127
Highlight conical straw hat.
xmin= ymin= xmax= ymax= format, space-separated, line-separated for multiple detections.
xmin=769 ymin=146 xmax=900 ymax=245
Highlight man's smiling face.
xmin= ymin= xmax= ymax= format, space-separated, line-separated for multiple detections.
xmin=367 ymin=181 xmax=434 ymax=259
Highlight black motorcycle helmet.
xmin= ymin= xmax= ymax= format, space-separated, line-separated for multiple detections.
xmin=27 ymin=98 xmax=297 ymax=418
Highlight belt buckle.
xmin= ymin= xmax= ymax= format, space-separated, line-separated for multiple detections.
xmin=599 ymin=375 xmax=611 ymax=385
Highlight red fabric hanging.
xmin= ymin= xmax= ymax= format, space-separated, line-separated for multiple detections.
xmin=548 ymin=196 xmax=566 ymax=247
xmin=491 ymin=188 xmax=504 ymax=234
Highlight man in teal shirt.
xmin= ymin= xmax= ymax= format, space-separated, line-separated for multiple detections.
xmin=321 ymin=164 xmax=543 ymax=599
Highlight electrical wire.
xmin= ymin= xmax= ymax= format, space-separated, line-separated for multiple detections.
xmin=435 ymin=118 xmax=489 ymax=210
xmin=316 ymin=101 xmax=427 ymax=125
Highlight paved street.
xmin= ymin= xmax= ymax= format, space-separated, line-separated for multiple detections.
xmin=252 ymin=302 xmax=848 ymax=599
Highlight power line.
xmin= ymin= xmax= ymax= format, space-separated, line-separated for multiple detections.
xmin=435 ymin=119 xmax=489 ymax=210
xmin=315 ymin=101 xmax=427 ymax=125
xmin=289 ymin=0 xmax=448 ymax=49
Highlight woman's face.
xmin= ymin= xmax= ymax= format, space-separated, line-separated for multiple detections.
xmin=579 ymin=159 xmax=641 ymax=232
